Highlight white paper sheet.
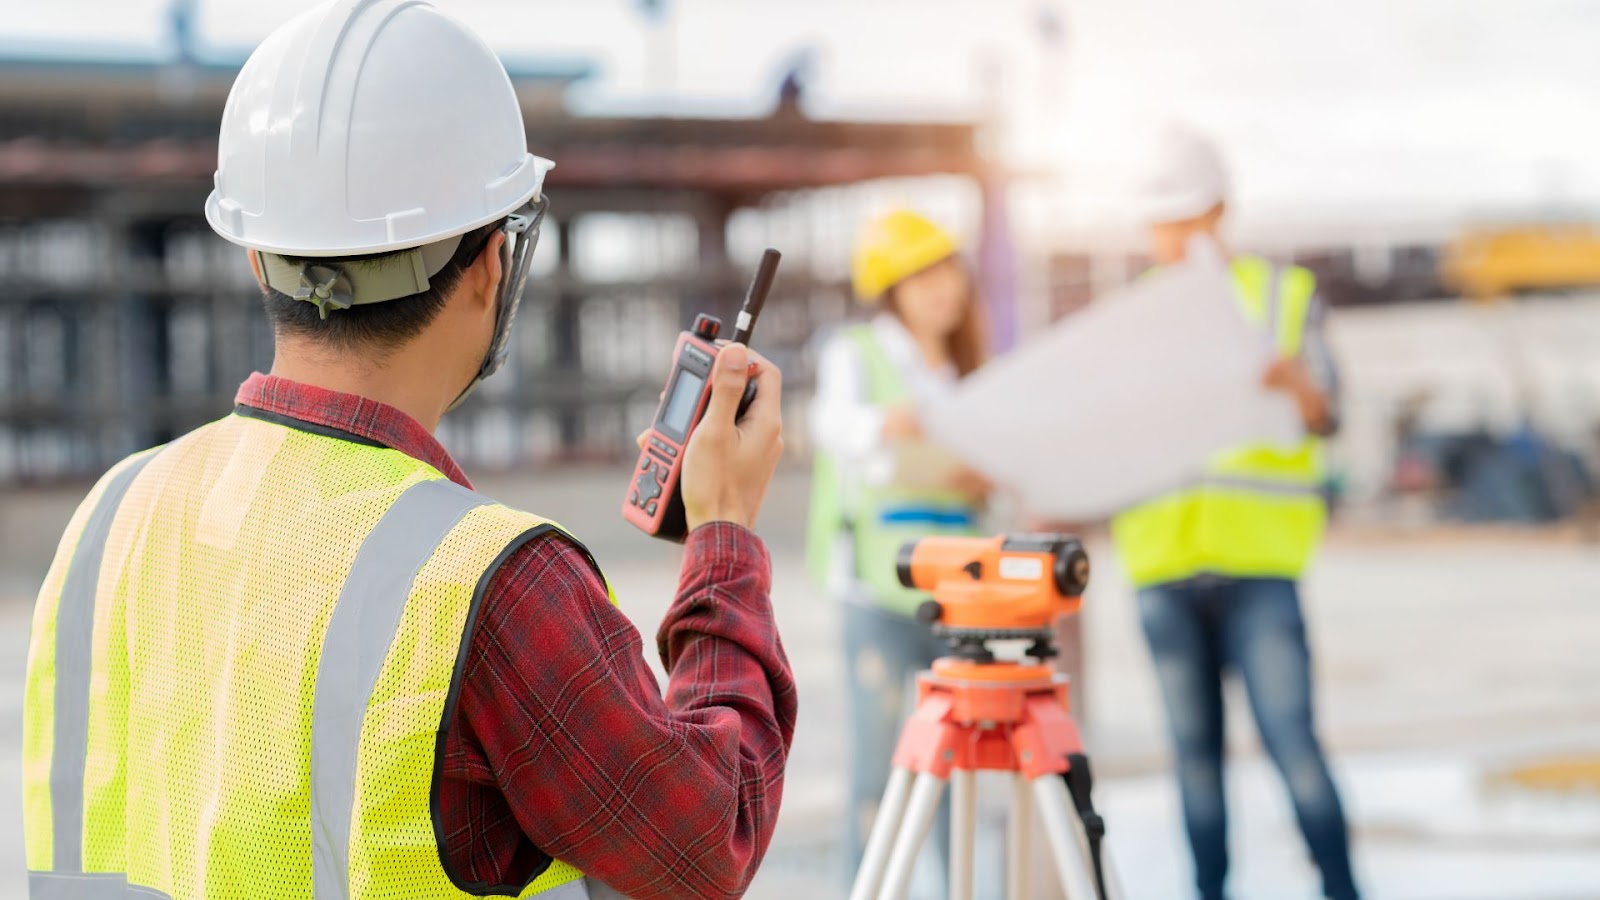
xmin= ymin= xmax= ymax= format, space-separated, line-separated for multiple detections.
xmin=922 ymin=245 xmax=1302 ymax=519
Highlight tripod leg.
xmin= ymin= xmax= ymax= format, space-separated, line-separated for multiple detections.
xmin=1008 ymin=774 xmax=1033 ymax=900
xmin=850 ymin=767 xmax=915 ymax=900
xmin=880 ymin=771 xmax=947 ymax=900
xmin=1065 ymin=753 xmax=1124 ymax=900
xmin=949 ymin=768 xmax=976 ymax=900
xmin=1032 ymin=775 xmax=1102 ymax=900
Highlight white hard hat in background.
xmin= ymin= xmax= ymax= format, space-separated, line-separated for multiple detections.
xmin=1136 ymin=123 xmax=1230 ymax=225
xmin=205 ymin=0 xmax=552 ymax=257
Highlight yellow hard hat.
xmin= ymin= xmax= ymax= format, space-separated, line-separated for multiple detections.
xmin=851 ymin=210 xmax=960 ymax=303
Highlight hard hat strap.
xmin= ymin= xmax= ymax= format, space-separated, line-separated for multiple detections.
xmin=255 ymin=233 xmax=466 ymax=319
xmin=447 ymin=195 xmax=548 ymax=411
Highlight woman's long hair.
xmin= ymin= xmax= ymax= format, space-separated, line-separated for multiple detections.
xmin=883 ymin=261 xmax=989 ymax=378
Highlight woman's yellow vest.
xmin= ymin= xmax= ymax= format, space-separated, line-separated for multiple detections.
xmin=805 ymin=325 xmax=982 ymax=616
xmin=23 ymin=412 xmax=608 ymax=900
xmin=1111 ymin=255 xmax=1327 ymax=589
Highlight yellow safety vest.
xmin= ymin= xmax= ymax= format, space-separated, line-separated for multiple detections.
xmin=23 ymin=411 xmax=609 ymax=900
xmin=1112 ymin=256 xmax=1327 ymax=589
xmin=805 ymin=324 xmax=981 ymax=616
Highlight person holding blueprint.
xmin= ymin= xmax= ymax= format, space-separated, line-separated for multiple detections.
xmin=806 ymin=210 xmax=991 ymax=889
xmin=1113 ymin=125 xmax=1360 ymax=900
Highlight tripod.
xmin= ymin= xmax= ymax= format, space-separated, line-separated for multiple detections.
xmin=849 ymin=649 xmax=1122 ymax=900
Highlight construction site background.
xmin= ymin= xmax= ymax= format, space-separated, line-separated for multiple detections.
xmin=4 ymin=1 xmax=1600 ymax=897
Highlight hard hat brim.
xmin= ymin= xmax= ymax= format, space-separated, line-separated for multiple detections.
xmin=1142 ymin=189 xmax=1226 ymax=226
xmin=206 ymin=155 xmax=555 ymax=258
xmin=854 ymin=233 xmax=960 ymax=303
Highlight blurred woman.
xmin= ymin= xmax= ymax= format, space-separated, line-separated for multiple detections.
xmin=806 ymin=210 xmax=990 ymax=885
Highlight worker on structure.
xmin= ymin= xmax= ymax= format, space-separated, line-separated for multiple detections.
xmin=21 ymin=3 xmax=793 ymax=898
xmin=806 ymin=210 xmax=991 ymax=889
xmin=1111 ymin=124 xmax=1361 ymax=900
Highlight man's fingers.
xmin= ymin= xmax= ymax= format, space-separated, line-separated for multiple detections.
xmin=1261 ymin=357 xmax=1288 ymax=386
xmin=743 ymin=347 xmax=776 ymax=374
xmin=635 ymin=429 xmax=649 ymax=451
xmin=739 ymin=351 xmax=783 ymax=436
xmin=701 ymin=342 xmax=752 ymax=427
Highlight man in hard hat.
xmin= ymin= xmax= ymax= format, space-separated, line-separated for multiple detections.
xmin=21 ymin=3 xmax=793 ymax=898
xmin=1111 ymin=125 xmax=1361 ymax=900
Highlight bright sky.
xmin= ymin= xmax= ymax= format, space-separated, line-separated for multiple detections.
xmin=6 ymin=0 xmax=1599 ymax=241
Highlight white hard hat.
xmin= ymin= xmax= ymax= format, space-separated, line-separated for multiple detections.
xmin=207 ymin=0 xmax=555 ymax=410
xmin=1136 ymin=123 xmax=1230 ymax=225
xmin=205 ymin=0 xmax=553 ymax=257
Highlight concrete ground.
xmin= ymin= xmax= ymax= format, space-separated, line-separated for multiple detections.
xmin=3 ymin=466 xmax=1600 ymax=898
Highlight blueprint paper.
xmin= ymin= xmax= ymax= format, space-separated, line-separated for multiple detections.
xmin=922 ymin=248 xmax=1303 ymax=519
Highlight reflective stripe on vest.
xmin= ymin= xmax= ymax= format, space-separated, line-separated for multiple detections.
xmin=1111 ymin=256 xmax=1326 ymax=588
xmin=1177 ymin=474 xmax=1322 ymax=498
xmin=310 ymin=478 xmax=489 ymax=899
xmin=35 ymin=453 xmax=159 ymax=898
xmin=28 ymin=870 xmax=171 ymax=899
xmin=25 ymin=872 xmax=595 ymax=900
xmin=804 ymin=323 xmax=980 ymax=615
xmin=24 ymin=416 xmax=599 ymax=899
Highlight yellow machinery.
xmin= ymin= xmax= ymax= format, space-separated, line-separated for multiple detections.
xmin=1441 ymin=224 xmax=1600 ymax=300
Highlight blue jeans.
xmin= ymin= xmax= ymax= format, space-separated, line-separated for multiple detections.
xmin=1138 ymin=577 xmax=1359 ymax=900
xmin=842 ymin=598 xmax=949 ymax=893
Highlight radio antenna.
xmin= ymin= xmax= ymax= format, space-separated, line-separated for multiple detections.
xmin=732 ymin=248 xmax=781 ymax=346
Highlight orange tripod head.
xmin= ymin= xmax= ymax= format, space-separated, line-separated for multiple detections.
xmin=897 ymin=533 xmax=1090 ymax=663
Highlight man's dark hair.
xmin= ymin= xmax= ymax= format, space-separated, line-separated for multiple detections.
xmin=261 ymin=219 xmax=503 ymax=351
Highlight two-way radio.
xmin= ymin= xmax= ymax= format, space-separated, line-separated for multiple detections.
xmin=622 ymin=248 xmax=781 ymax=541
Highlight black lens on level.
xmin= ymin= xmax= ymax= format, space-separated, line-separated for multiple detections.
xmin=896 ymin=541 xmax=917 ymax=588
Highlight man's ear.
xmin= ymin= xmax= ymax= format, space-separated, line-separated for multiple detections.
xmin=246 ymin=248 xmax=266 ymax=290
xmin=472 ymin=231 xmax=506 ymax=311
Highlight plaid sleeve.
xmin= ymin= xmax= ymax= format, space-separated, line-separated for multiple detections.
xmin=439 ymin=523 xmax=796 ymax=899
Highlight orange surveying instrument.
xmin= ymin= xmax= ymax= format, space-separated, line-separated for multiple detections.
xmin=850 ymin=534 xmax=1124 ymax=900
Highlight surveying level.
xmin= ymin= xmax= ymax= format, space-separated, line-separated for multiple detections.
xmin=900 ymin=533 xmax=1091 ymax=662
xmin=852 ymin=534 xmax=1124 ymax=900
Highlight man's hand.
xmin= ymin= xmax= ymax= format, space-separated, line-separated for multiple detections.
xmin=1262 ymin=356 xmax=1313 ymax=393
xmin=1262 ymin=356 xmax=1332 ymax=433
xmin=882 ymin=406 xmax=922 ymax=442
xmin=948 ymin=465 xmax=992 ymax=504
xmin=678 ymin=343 xmax=784 ymax=532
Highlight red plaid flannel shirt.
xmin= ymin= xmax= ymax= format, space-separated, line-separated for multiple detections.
xmin=236 ymin=374 xmax=797 ymax=898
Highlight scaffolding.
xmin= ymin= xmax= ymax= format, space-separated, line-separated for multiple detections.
xmin=0 ymin=46 xmax=991 ymax=483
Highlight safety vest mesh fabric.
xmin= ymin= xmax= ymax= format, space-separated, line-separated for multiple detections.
xmin=1111 ymin=255 xmax=1326 ymax=588
xmin=22 ymin=413 xmax=606 ymax=900
xmin=805 ymin=325 xmax=980 ymax=616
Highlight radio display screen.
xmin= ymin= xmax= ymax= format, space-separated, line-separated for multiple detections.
xmin=658 ymin=369 xmax=705 ymax=441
